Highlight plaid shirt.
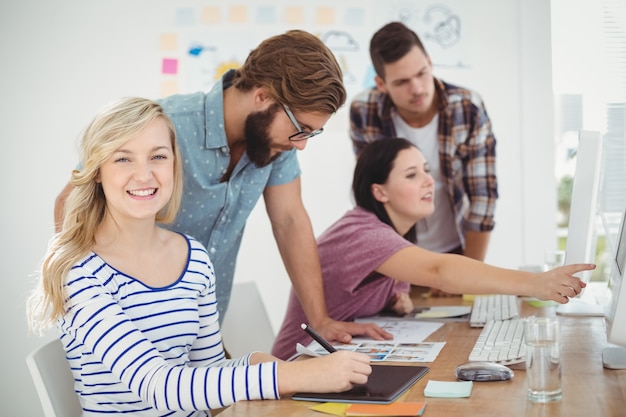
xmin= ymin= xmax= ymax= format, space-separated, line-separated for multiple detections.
xmin=349 ymin=78 xmax=498 ymax=239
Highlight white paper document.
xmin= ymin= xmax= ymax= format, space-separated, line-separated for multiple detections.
xmin=299 ymin=317 xmax=445 ymax=362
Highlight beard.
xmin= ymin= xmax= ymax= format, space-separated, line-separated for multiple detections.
xmin=244 ymin=104 xmax=283 ymax=167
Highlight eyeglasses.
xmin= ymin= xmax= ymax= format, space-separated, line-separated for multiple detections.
xmin=282 ymin=104 xmax=324 ymax=141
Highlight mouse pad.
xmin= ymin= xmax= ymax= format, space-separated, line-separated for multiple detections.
xmin=291 ymin=364 xmax=429 ymax=404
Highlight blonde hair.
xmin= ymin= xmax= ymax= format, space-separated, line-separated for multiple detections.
xmin=27 ymin=97 xmax=183 ymax=333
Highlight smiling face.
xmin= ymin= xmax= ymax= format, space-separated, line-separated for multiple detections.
xmin=244 ymin=103 xmax=330 ymax=167
xmin=375 ymin=45 xmax=436 ymax=124
xmin=98 ymin=117 xmax=175 ymax=223
xmin=371 ymin=146 xmax=435 ymax=234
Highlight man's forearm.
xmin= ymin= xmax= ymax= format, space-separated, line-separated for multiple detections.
xmin=273 ymin=219 xmax=330 ymax=326
xmin=463 ymin=230 xmax=491 ymax=261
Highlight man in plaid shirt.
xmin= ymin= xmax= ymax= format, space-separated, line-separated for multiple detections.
xmin=350 ymin=22 xmax=498 ymax=288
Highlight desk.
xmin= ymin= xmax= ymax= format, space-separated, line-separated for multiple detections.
xmin=218 ymin=294 xmax=626 ymax=417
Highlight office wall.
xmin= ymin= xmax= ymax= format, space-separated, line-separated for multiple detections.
xmin=0 ymin=1 xmax=554 ymax=415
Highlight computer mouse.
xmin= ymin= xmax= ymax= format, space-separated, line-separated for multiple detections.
xmin=455 ymin=361 xmax=514 ymax=382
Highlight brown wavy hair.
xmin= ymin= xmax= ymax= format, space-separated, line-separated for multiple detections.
xmin=232 ymin=30 xmax=346 ymax=114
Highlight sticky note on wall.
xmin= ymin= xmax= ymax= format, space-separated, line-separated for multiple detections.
xmin=229 ymin=5 xmax=247 ymax=23
xmin=162 ymin=58 xmax=178 ymax=75
xmin=284 ymin=6 xmax=304 ymax=24
xmin=159 ymin=34 xmax=177 ymax=51
xmin=201 ymin=6 xmax=221 ymax=24
xmin=316 ymin=7 xmax=334 ymax=25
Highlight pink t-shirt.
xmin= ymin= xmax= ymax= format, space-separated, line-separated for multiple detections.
xmin=271 ymin=207 xmax=413 ymax=360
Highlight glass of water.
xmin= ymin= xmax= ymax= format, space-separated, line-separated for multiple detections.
xmin=524 ymin=316 xmax=562 ymax=403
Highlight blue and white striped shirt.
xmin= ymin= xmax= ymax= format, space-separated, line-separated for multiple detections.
xmin=58 ymin=234 xmax=278 ymax=416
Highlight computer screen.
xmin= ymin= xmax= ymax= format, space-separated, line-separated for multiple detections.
xmin=603 ymin=207 xmax=626 ymax=369
xmin=606 ymin=208 xmax=626 ymax=345
xmin=556 ymin=131 xmax=605 ymax=316
xmin=563 ymin=130 xmax=603 ymax=282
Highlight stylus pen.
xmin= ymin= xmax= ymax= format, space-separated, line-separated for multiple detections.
xmin=301 ymin=323 xmax=337 ymax=353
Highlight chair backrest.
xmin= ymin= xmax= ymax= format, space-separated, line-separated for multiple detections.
xmin=220 ymin=281 xmax=275 ymax=358
xmin=26 ymin=338 xmax=81 ymax=417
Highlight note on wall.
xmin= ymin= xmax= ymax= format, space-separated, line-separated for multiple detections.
xmin=159 ymin=34 xmax=178 ymax=51
xmin=161 ymin=58 xmax=178 ymax=75
xmin=229 ymin=5 xmax=247 ymax=24
xmin=159 ymin=1 xmax=471 ymax=98
xmin=284 ymin=6 xmax=304 ymax=24
xmin=175 ymin=8 xmax=195 ymax=26
xmin=315 ymin=7 xmax=335 ymax=25
xmin=256 ymin=6 xmax=277 ymax=25
xmin=201 ymin=7 xmax=221 ymax=24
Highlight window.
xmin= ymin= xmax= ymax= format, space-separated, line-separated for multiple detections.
xmin=551 ymin=0 xmax=626 ymax=280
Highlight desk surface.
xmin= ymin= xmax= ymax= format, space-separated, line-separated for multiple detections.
xmin=218 ymin=293 xmax=626 ymax=417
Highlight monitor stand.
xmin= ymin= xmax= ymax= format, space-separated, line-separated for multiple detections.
xmin=556 ymin=282 xmax=607 ymax=317
xmin=555 ymin=298 xmax=605 ymax=316
xmin=602 ymin=347 xmax=626 ymax=370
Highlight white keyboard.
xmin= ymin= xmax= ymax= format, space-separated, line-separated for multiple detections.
xmin=469 ymin=294 xmax=519 ymax=327
xmin=469 ymin=318 xmax=526 ymax=365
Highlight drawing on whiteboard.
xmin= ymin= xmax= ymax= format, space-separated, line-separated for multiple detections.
xmin=321 ymin=30 xmax=359 ymax=52
xmin=383 ymin=0 xmax=470 ymax=68
xmin=321 ymin=30 xmax=360 ymax=85
xmin=423 ymin=5 xmax=461 ymax=48
xmin=215 ymin=60 xmax=241 ymax=80
xmin=188 ymin=43 xmax=216 ymax=57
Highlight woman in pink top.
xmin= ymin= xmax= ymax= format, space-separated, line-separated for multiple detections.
xmin=272 ymin=138 xmax=594 ymax=360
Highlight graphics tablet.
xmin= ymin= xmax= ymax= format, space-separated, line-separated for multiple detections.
xmin=291 ymin=364 xmax=429 ymax=404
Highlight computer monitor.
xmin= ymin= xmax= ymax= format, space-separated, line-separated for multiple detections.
xmin=603 ymin=207 xmax=626 ymax=369
xmin=556 ymin=131 xmax=605 ymax=316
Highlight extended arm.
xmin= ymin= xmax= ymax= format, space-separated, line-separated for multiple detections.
xmin=376 ymin=245 xmax=593 ymax=303
xmin=263 ymin=178 xmax=392 ymax=343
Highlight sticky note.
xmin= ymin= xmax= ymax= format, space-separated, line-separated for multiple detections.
xmin=256 ymin=6 xmax=276 ymax=24
xmin=161 ymin=58 xmax=178 ymax=75
xmin=346 ymin=402 xmax=427 ymax=416
xmin=415 ymin=306 xmax=471 ymax=319
xmin=159 ymin=34 xmax=177 ymax=51
xmin=284 ymin=6 xmax=304 ymax=24
xmin=526 ymin=300 xmax=559 ymax=308
xmin=229 ymin=5 xmax=247 ymax=23
xmin=201 ymin=6 xmax=221 ymax=24
xmin=344 ymin=8 xmax=365 ymax=26
xmin=160 ymin=80 xmax=178 ymax=98
xmin=424 ymin=380 xmax=473 ymax=398
xmin=175 ymin=8 xmax=195 ymax=26
xmin=316 ymin=7 xmax=334 ymax=25
xmin=309 ymin=402 xmax=349 ymax=416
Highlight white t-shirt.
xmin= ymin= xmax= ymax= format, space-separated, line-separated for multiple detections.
xmin=392 ymin=112 xmax=461 ymax=252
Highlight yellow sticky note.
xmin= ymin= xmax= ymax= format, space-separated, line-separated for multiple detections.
xmin=160 ymin=80 xmax=179 ymax=98
xmin=309 ymin=402 xmax=350 ymax=416
xmin=201 ymin=6 xmax=221 ymax=24
xmin=229 ymin=5 xmax=247 ymax=23
xmin=159 ymin=33 xmax=177 ymax=51
xmin=316 ymin=7 xmax=334 ymax=25
xmin=284 ymin=6 xmax=304 ymax=24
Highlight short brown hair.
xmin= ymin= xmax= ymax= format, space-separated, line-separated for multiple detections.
xmin=232 ymin=30 xmax=346 ymax=114
xmin=370 ymin=22 xmax=428 ymax=80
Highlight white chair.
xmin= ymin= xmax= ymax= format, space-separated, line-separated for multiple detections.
xmin=26 ymin=338 xmax=81 ymax=417
xmin=220 ymin=282 xmax=275 ymax=358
